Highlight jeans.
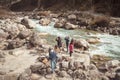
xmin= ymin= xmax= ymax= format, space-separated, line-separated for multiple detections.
xmin=50 ymin=59 xmax=56 ymax=73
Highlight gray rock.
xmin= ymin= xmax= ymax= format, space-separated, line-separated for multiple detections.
xmin=59 ymin=61 xmax=69 ymax=70
xmin=39 ymin=18 xmax=50 ymax=26
xmin=74 ymin=39 xmax=90 ymax=50
xmin=18 ymin=29 xmax=32 ymax=39
xmin=64 ymin=22 xmax=78 ymax=30
xmin=21 ymin=17 xmax=36 ymax=29
xmin=30 ymin=62 xmax=45 ymax=73
xmin=57 ymin=71 xmax=69 ymax=77
xmin=105 ymin=60 xmax=120 ymax=68
xmin=115 ymin=73 xmax=120 ymax=80
xmin=68 ymin=14 xmax=77 ymax=20
xmin=4 ymin=73 xmax=19 ymax=80
xmin=30 ymin=32 xmax=47 ymax=47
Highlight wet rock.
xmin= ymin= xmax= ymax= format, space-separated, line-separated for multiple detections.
xmin=21 ymin=17 xmax=36 ymax=29
xmin=74 ymin=39 xmax=90 ymax=50
xmin=39 ymin=18 xmax=50 ymax=26
xmin=68 ymin=14 xmax=77 ymax=20
xmin=54 ymin=19 xmax=66 ymax=28
xmin=54 ymin=22 xmax=64 ymax=28
xmin=87 ymin=38 xmax=100 ymax=44
xmin=64 ymin=22 xmax=78 ymax=30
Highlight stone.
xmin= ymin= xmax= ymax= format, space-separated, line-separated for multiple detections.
xmin=4 ymin=73 xmax=19 ymax=80
xmin=64 ymin=22 xmax=78 ymax=30
xmin=69 ymin=61 xmax=75 ymax=70
xmin=89 ymin=70 xmax=101 ymax=80
xmin=100 ymin=76 xmax=109 ymax=80
xmin=21 ymin=17 xmax=36 ymax=29
xmin=30 ymin=32 xmax=47 ymax=47
xmin=57 ymin=71 xmax=69 ymax=77
xmin=30 ymin=62 xmax=45 ymax=73
xmin=54 ymin=22 xmax=64 ymax=28
xmin=0 ymin=51 xmax=5 ymax=58
xmin=74 ymin=39 xmax=90 ymax=50
xmin=31 ymin=73 xmax=41 ymax=80
xmin=0 ymin=29 xmax=9 ymax=39
xmin=18 ymin=29 xmax=32 ymax=39
xmin=54 ymin=18 xmax=66 ymax=28
xmin=87 ymin=38 xmax=100 ymax=44
xmin=59 ymin=61 xmax=69 ymax=70
xmin=74 ymin=69 xmax=88 ymax=79
xmin=106 ymin=60 xmax=120 ymax=68
xmin=68 ymin=14 xmax=77 ymax=20
xmin=0 ymin=41 xmax=8 ymax=50
xmin=67 ymin=70 xmax=73 ymax=76
xmin=39 ymin=18 xmax=50 ymax=26
xmin=7 ymin=38 xmax=25 ymax=49
xmin=115 ymin=73 xmax=120 ymax=80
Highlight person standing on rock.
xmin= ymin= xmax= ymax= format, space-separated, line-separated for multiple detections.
xmin=56 ymin=36 xmax=62 ymax=50
xmin=64 ymin=36 xmax=70 ymax=52
xmin=49 ymin=49 xmax=58 ymax=73
xmin=69 ymin=39 xmax=74 ymax=57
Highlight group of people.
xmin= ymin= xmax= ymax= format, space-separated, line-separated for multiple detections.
xmin=48 ymin=36 xmax=74 ymax=73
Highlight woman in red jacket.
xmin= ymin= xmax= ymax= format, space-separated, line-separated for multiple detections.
xmin=69 ymin=39 xmax=74 ymax=57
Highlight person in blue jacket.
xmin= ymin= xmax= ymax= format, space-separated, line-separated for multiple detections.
xmin=49 ymin=49 xmax=58 ymax=73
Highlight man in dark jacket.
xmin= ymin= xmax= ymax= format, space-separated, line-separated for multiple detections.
xmin=65 ymin=36 xmax=70 ymax=52
xmin=49 ymin=49 xmax=58 ymax=73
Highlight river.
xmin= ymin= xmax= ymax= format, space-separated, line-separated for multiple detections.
xmin=34 ymin=20 xmax=120 ymax=60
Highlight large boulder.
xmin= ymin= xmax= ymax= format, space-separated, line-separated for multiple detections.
xmin=21 ymin=17 xmax=36 ymax=29
xmin=54 ymin=19 xmax=66 ymax=28
xmin=74 ymin=39 xmax=90 ymax=50
xmin=18 ymin=29 xmax=32 ymax=39
xmin=7 ymin=38 xmax=25 ymax=49
xmin=64 ymin=22 xmax=78 ymax=30
xmin=30 ymin=33 xmax=47 ymax=47
xmin=39 ymin=18 xmax=50 ymax=26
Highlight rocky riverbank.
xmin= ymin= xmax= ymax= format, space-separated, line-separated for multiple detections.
xmin=0 ymin=12 xmax=120 ymax=80
xmin=29 ymin=11 xmax=120 ymax=35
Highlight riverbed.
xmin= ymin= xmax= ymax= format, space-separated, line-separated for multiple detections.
xmin=33 ymin=20 xmax=120 ymax=59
